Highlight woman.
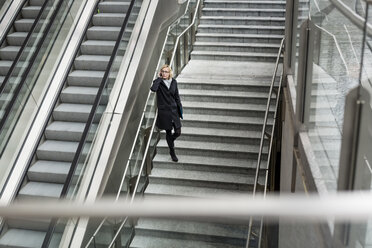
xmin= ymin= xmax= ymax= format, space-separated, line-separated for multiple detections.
xmin=150 ymin=65 xmax=183 ymax=162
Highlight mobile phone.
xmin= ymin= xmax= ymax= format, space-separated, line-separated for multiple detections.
xmin=160 ymin=73 xmax=162 ymax=77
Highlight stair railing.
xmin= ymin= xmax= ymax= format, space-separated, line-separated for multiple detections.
xmin=86 ymin=0 xmax=203 ymax=246
xmin=246 ymin=37 xmax=285 ymax=248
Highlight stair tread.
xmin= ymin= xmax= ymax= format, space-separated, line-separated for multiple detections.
xmin=136 ymin=218 xmax=247 ymax=238
xmin=196 ymin=32 xmax=283 ymax=38
xmin=62 ymin=86 xmax=98 ymax=95
xmin=130 ymin=235 xmax=243 ymax=248
xmin=0 ymin=229 xmax=45 ymax=247
xmin=198 ymin=24 xmax=284 ymax=29
xmin=200 ymin=16 xmax=285 ymax=21
xmin=182 ymin=100 xmax=272 ymax=111
xmin=88 ymin=26 xmax=121 ymax=32
xmin=192 ymin=50 xmax=278 ymax=57
xmin=46 ymin=121 xmax=85 ymax=133
xmin=194 ymin=41 xmax=281 ymax=48
xmin=157 ymin=139 xmax=263 ymax=154
xmin=19 ymin=181 xmax=62 ymax=198
xmin=203 ymin=7 xmax=285 ymax=12
xmin=38 ymin=140 xmax=78 ymax=153
xmin=75 ymin=54 xmax=110 ymax=62
xmin=145 ymin=183 xmax=250 ymax=197
xmin=0 ymin=46 xmax=21 ymax=52
xmin=68 ymin=70 xmax=104 ymax=78
xmin=30 ymin=160 xmax=70 ymax=175
xmin=153 ymin=153 xmax=260 ymax=168
xmin=54 ymin=103 xmax=92 ymax=113
xmin=7 ymin=32 xmax=28 ymax=38
xmin=82 ymin=40 xmax=116 ymax=46
xmin=182 ymin=113 xmax=270 ymax=125
xmin=177 ymin=76 xmax=272 ymax=86
xmin=151 ymin=167 xmax=255 ymax=184
xmin=180 ymin=88 xmax=269 ymax=98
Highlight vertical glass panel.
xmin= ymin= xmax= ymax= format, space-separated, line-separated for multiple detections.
xmin=304 ymin=1 xmax=367 ymax=192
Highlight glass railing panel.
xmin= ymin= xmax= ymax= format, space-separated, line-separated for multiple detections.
xmin=302 ymin=1 xmax=370 ymax=193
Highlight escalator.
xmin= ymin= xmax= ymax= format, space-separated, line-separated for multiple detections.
xmin=0 ymin=0 xmax=45 ymax=87
xmin=0 ymin=0 xmax=141 ymax=247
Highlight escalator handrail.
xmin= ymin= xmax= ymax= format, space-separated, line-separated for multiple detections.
xmin=0 ymin=0 xmax=27 ymax=48
xmin=41 ymin=0 xmax=137 ymax=246
xmin=0 ymin=0 xmax=57 ymax=153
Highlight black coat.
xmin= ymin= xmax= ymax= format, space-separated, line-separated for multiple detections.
xmin=150 ymin=77 xmax=182 ymax=130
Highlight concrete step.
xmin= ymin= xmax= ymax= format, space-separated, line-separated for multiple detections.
xmin=200 ymin=16 xmax=285 ymax=26
xmin=18 ymin=181 xmax=62 ymax=200
xmin=193 ymin=41 xmax=280 ymax=54
xmin=74 ymin=54 xmax=110 ymax=71
xmin=149 ymin=168 xmax=258 ymax=191
xmin=130 ymin=235 xmax=243 ymax=248
xmin=92 ymin=13 xmax=126 ymax=26
xmin=202 ymin=8 xmax=285 ymax=17
xmin=198 ymin=24 xmax=284 ymax=35
xmin=177 ymin=76 xmax=272 ymax=92
xmin=179 ymin=88 xmax=273 ymax=104
xmin=145 ymin=183 xmax=250 ymax=198
xmin=161 ymin=126 xmax=266 ymax=145
xmin=182 ymin=101 xmax=274 ymax=117
xmin=152 ymin=153 xmax=263 ymax=174
xmin=191 ymin=50 xmax=279 ymax=62
xmin=28 ymin=160 xmax=71 ymax=184
xmin=204 ymin=0 xmax=286 ymax=9
xmin=134 ymin=218 xmax=247 ymax=246
xmin=157 ymin=139 xmax=267 ymax=160
xmin=196 ymin=32 xmax=283 ymax=44
xmin=181 ymin=113 xmax=272 ymax=131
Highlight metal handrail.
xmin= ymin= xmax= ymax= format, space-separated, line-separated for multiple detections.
xmin=102 ymin=0 xmax=203 ymax=246
xmin=41 ymin=0 xmax=137 ymax=246
xmin=170 ymin=0 xmax=202 ymax=66
xmin=246 ymin=38 xmax=285 ymax=248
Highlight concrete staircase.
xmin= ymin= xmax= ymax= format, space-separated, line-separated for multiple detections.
xmin=191 ymin=0 xmax=285 ymax=62
xmin=0 ymin=0 xmax=45 ymax=86
xmin=128 ymin=1 xmax=284 ymax=247
xmin=0 ymin=1 xmax=138 ymax=247
xmin=129 ymin=60 xmax=276 ymax=247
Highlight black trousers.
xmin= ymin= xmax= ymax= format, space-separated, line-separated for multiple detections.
xmin=166 ymin=122 xmax=181 ymax=149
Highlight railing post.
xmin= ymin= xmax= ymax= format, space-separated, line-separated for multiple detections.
xmin=176 ymin=42 xmax=181 ymax=76
xmin=183 ymin=33 xmax=188 ymax=65
xmin=296 ymin=19 xmax=314 ymax=129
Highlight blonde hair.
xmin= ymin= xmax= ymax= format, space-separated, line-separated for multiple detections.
xmin=160 ymin=64 xmax=173 ymax=79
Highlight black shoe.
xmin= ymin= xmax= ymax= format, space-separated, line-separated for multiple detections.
xmin=169 ymin=148 xmax=178 ymax=162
